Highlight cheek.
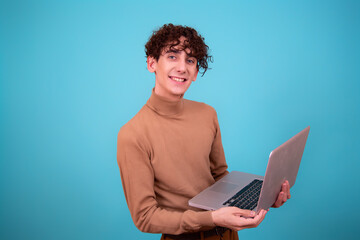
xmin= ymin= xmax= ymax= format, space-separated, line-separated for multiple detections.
xmin=191 ymin=69 xmax=198 ymax=78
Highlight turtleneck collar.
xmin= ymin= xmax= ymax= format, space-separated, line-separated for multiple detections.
xmin=146 ymin=89 xmax=184 ymax=116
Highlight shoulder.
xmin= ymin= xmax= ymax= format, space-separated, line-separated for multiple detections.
xmin=117 ymin=105 xmax=151 ymax=146
xmin=183 ymin=99 xmax=218 ymax=116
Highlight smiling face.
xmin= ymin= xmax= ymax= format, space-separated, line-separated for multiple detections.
xmin=147 ymin=37 xmax=199 ymax=101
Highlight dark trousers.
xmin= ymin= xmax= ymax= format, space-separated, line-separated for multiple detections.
xmin=161 ymin=229 xmax=239 ymax=240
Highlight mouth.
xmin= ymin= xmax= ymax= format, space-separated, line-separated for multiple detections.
xmin=169 ymin=76 xmax=187 ymax=82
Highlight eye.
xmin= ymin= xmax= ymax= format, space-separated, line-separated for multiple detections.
xmin=187 ymin=58 xmax=196 ymax=64
xmin=168 ymin=55 xmax=176 ymax=60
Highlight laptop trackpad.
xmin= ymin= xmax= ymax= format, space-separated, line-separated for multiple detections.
xmin=211 ymin=182 xmax=238 ymax=194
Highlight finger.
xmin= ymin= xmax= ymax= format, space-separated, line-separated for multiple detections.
xmin=282 ymin=181 xmax=290 ymax=199
xmin=233 ymin=208 xmax=256 ymax=218
xmin=283 ymin=190 xmax=287 ymax=203
xmin=256 ymin=209 xmax=267 ymax=218
xmin=253 ymin=210 xmax=267 ymax=226
xmin=286 ymin=180 xmax=291 ymax=199
xmin=244 ymin=210 xmax=267 ymax=227
xmin=273 ymin=192 xmax=284 ymax=207
xmin=282 ymin=181 xmax=288 ymax=193
xmin=257 ymin=209 xmax=267 ymax=222
xmin=280 ymin=181 xmax=289 ymax=201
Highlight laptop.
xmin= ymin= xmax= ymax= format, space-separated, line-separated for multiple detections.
xmin=189 ymin=126 xmax=310 ymax=212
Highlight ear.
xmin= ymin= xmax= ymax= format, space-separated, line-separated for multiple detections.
xmin=147 ymin=56 xmax=157 ymax=73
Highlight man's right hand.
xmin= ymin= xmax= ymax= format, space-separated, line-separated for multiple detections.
xmin=211 ymin=207 xmax=267 ymax=231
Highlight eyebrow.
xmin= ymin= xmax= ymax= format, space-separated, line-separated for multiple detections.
xmin=165 ymin=49 xmax=180 ymax=54
xmin=165 ymin=49 xmax=196 ymax=58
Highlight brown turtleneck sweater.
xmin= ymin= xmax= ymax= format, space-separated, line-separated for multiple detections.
xmin=117 ymin=90 xmax=228 ymax=234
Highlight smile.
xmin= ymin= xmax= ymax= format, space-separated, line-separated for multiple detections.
xmin=170 ymin=76 xmax=187 ymax=82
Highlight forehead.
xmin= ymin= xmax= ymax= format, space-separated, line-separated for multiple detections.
xmin=161 ymin=37 xmax=194 ymax=56
xmin=162 ymin=46 xmax=192 ymax=56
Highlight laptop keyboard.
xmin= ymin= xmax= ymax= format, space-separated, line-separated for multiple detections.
xmin=222 ymin=179 xmax=263 ymax=210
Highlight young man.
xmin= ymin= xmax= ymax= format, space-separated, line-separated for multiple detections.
xmin=117 ymin=24 xmax=290 ymax=240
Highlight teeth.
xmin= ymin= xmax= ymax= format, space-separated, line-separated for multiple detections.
xmin=172 ymin=77 xmax=185 ymax=82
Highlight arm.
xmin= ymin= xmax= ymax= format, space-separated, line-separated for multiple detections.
xmin=209 ymin=110 xmax=229 ymax=181
xmin=208 ymin=110 xmax=268 ymax=230
xmin=117 ymin=130 xmax=215 ymax=235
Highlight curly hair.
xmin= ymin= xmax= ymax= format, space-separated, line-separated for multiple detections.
xmin=145 ymin=24 xmax=212 ymax=76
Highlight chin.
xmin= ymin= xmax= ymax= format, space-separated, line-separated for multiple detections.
xmin=171 ymin=89 xmax=187 ymax=96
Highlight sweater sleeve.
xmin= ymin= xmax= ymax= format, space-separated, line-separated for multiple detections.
xmin=117 ymin=129 xmax=216 ymax=235
xmin=209 ymin=110 xmax=229 ymax=181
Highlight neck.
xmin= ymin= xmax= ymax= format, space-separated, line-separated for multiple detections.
xmin=146 ymin=89 xmax=184 ymax=116
xmin=154 ymin=87 xmax=184 ymax=101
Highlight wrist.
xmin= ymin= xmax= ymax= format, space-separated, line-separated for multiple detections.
xmin=211 ymin=210 xmax=220 ymax=226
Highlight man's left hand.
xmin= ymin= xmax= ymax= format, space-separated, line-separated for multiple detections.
xmin=272 ymin=180 xmax=291 ymax=208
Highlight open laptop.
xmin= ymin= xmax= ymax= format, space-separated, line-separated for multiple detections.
xmin=189 ymin=126 xmax=310 ymax=212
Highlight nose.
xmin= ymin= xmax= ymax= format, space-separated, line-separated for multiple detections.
xmin=176 ymin=58 xmax=186 ymax=73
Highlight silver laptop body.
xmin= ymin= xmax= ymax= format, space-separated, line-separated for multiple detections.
xmin=188 ymin=126 xmax=310 ymax=212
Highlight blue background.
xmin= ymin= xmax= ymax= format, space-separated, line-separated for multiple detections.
xmin=1 ymin=0 xmax=359 ymax=239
